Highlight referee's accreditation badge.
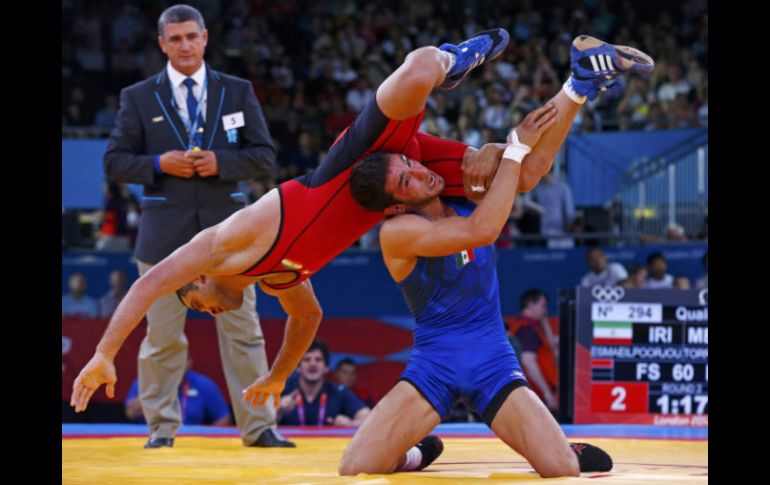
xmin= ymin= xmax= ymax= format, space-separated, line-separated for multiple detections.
xmin=454 ymin=248 xmax=475 ymax=268
xmin=222 ymin=111 xmax=245 ymax=144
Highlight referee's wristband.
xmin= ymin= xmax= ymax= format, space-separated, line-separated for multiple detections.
xmin=154 ymin=155 xmax=162 ymax=173
xmin=502 ymin=130 xmax=532 ymax=164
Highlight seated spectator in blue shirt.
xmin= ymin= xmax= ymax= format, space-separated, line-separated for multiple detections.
xmin=99 ymin=269 xmax=128 ymax=318
xmin=277 ymin=339 xmax=371 ymax=426
xmin=334 ymin=357 xmax=375 ymax=407
xmin=62 ymin=272 xmax=99 ymax=318
xmin=125 ymin=357 xmax=231 ymax=426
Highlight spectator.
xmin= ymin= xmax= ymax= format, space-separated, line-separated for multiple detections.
xmin=271 ymin=58 xmax=296 ymax=90
xmin=481 ymin=86 xmax=512 ymax=140
xmin=95 ymin=182 xmax=133 ymax=251
xmin=666 ymin=92 xmax=697 ymax=128
xmin=530 ymin=169 xmax=575 ymax=248
xmin=580 ymin=246 xmax=628 ymax=287
xmin=619 ymin=264 xmax=648 ymax=289
xmin=657 ymin=64 xmax=691 ymax=104
xmin=511 ymin=289 xmax=559 ymax=413
xmin=111 ymin=39 xmax=142 ymax=76
xmin=332 ymin=58 xmax=358 ymax=85
xmin=640 ymin=222 xmax=691 ymax=245
xmin=323 ymin=96 xmax=357 ymax=139
xmin=62 ymin=272 xmax=99 ymax=318
xmin=496 ymin=199 xmax=523 ymax=249
xmin=94 ymin=94 xmax=120 ymax=130
xmin=125 ymin=356 xmax=232 ymax=426
xmin=62 ymin=1 xmax=708 ymax=136
xmin=110 ymin=4 xmax=146 ymax=49
xmin=284 ymin=131 xmax=320 ymax=178
xmin=99 ymin=269 xmax=128 ymax=319
xmin=334 ymin=357 xmax=374 ymax=407
xmin=665 ymin=222 xmax=688 ymax=242
xmin=644 ymin=252 xmax=674 ymax=289
xmin=695 ymin=250 xmax=708 ymax=290
xmin=344 ymin=78 xmax=374 ymax=113
xmin=74 ymin=37 xmax=106 ymax=73
xmin=457 ymin=114 xmax=483 ymax=148
xmin=64 ymin=87 xmax=87 ymax=126
xmin=673 ymin=276 xmax=691 ymax=289
xmin=277 ymin=339 xmax=371 ymax=426
xmin=617 ymin=78 xmax=651 ymax=130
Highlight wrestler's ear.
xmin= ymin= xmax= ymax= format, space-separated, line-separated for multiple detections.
xmin=384 ymin=204 xmax=407 ymax=216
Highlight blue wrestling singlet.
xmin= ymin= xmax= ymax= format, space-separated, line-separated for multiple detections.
xmin=397 ymin=200 xmax=530 ymax=424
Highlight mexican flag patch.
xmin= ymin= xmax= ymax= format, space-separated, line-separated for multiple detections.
xmin=454 ymin=248 xmax=475 ymax=268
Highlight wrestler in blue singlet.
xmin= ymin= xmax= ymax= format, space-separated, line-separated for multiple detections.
xmin=397 ymin=200 xmax=530 ymax=425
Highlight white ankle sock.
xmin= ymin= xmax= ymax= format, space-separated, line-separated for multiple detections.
xmin=400 ymin=446 xmax=423 ymax=471
xmin=562 ymin=76 xmax=587 ymax=105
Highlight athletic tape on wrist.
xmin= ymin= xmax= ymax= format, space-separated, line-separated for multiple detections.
xmin=503 ymin=130 xmax=532 ymax=164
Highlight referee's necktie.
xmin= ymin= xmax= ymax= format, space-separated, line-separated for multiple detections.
xmin=183 ymin=77 xmax=204 ymax=148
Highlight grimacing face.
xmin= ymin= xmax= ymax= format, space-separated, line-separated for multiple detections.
xmin=180 ymin=276 xmax=243 ymax=316
xmin=384 ymin=154 xmax=445 ymax=211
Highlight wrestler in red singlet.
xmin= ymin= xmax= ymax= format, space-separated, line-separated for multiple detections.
xmin=239 ymin=96 xmax=469 ymax=289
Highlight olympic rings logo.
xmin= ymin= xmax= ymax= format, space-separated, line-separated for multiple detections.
xmin=591 ymin=285 xmax=625 ymax=302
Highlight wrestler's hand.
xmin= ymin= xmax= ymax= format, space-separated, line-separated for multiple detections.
xmin=462 ymin=143 xmax=505 ymax=197
xmin=510 ymin=102 xmax=558 ymax=148
xmin=70 ymin=353 xmax=117 ymax=412
xmin=243 ymin=373 xmax=285 ymax=409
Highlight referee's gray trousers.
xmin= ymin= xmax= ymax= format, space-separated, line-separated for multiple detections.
xmin=136 ymin=260 xmax=275 ymax=445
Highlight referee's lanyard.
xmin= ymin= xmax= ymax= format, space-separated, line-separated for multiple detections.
xmin=170 ymin=76 xmax=207 ymax=150
xmin=296 ymin=392 xmax=327 ymax=426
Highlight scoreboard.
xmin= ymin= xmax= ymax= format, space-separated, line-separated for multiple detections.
xmin=567 ymin=287 xmax=708 ymax=426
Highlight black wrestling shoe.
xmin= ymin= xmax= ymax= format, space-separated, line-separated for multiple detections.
xmin=570 ymin=442 xmax=613 ymax=472
xmin=416 ymin=435 xmax=444 ymax=470
xmin=144 ymin=437 xmax=174 ymax=449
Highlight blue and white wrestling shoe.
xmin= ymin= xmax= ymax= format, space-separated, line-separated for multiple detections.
xmin=438 ymin=28 xmax=510 ymax=90
xmin=569 ymin=35 xmax=655 ymax=100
